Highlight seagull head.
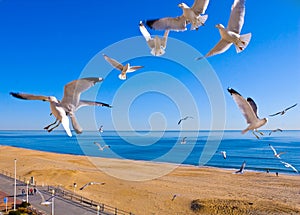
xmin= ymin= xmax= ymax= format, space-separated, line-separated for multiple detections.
xmin=215 ymin=24 xmax=225 ymax=29
xmin=178 ymin=3 xmax=188 ymax=9
xmin=48 ymin=96 xmax=58 ymax=103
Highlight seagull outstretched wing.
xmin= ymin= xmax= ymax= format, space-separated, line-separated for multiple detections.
xmin=227 ymin=0 xmax=245 ymax=33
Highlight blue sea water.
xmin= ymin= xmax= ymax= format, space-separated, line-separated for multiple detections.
xmin=0 ymin=130 xmax=299 ymax=175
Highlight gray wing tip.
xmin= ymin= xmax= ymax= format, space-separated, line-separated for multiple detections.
xmin=227 ymin=88 xmax=241 ymax=96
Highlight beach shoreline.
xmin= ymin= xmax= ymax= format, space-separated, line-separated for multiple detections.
xmin=0 ymin=145 xmax=299 ymax=214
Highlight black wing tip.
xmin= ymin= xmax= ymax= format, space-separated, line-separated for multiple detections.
xmin=246 ymin=97 xmax=254 ymax=102
xmin=227 ymin=88 xmax=241 ymax=96
xmin=144 ymin=19 xmax=159 ymax=29
xmin=10 ymin=92 xmax=26 ymax=100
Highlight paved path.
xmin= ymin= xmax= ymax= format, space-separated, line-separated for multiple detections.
xmin=0 ymin=174 xmax=111 ymax=215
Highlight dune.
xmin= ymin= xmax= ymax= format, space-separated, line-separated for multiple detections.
xmin=0 ymin=145 xmax=299 ymax=214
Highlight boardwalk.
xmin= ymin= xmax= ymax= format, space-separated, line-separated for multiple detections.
xmin=0 ymin=172 xmax=133 ymax=215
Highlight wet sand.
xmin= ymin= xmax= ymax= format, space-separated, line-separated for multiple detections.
xmin=0 ymin=145 xmax=299 ymax=215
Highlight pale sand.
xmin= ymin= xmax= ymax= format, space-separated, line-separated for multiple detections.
xmin=0 ymin=145 xmax=299 ymax=215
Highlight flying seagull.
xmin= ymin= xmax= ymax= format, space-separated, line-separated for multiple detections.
xmin=235 ymin=161 xmax=246 ymax=174
xmin=36 ymin=189 xmax=55 ymax=206
xmin=10 ymin=78 xmax=111 ymax=137
xmin=220 ymin=151 xmax=227 ymax=159
xmin=269 ymin=103 xmax=297 ymax=117
xmin=94 ymin=142 xmax=110 ymax=151
xmin=79 ymin=182 xmax=105 ymax=190
xmin=103 ymin=54 xmax=143 ymax=80
xmin=280 ymin=161 xmax=298 ymax=173
xmin=98 ymin=125 xmax=104 ymax=133
xmin=181 ymin=137 xmax=187 ymax=144
xmin=227 ymin=88 xmax=267 ymax=139
xmin=269 ymin=144 xmax=285 ymax=159
xmin=145 ymin=0 xmax=209 ymax=31
xmin=139 ymin=21 xmax=169 ymax=56
xmin=178 ymin=116 xmax=193 ymax=125
xmin=269 ymin=128 xmax=283 ymax=136
xmin=171 ymin=194 xmax=178 ymax=201
xmin=197 ymin=0 xmax=251 ymax=60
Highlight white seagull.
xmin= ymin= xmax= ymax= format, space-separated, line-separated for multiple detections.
xmin=139 ymin=21 xmax=169 ymax=56
xmin=94 ymin=142 xmax=110 ymax=151
xmin=269 ymin=128 xmax=283 ymax=136
xmin=36 ymin=189 xmax=54 ymax=206
xmin=178 ymin=116 xmax=193 ymax=125
xmin=103 ymin=54 xmax=143 ymax=80
xmin=280 ymin=161 xmax=298 ymax=173
xmin=269 ymin=144 xmax=285 ymax=159
xmin=227 ymin=88 xmax=267 ymax=139
xmin=235 ymin=161 xmax=246 ymax=174
xmin=220 ymin=151 xmax=227 ymax=159
xmin=181 ymin=137 xmax=187 ymax=144
xmin=79 ymin=182 xmax=105 ymax=190
xmin=197 ymin=0 xmax=251 ymax=60
xmin=10 ymin=78 xmax=111 ymax=137
xmin=269 ymin=103 xmax=297 ymax=117
xmin=145 ymin=0 xmax=209 ymax=31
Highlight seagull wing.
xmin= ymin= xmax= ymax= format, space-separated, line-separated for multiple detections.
xmin=127 ymin=66 xmax=144 ymax=73
xmin=204 ymin=39 xmax=232 ymax=58
xmin=139 ymin=22 xmax=152 ymax=41
xmin=269 ymin=144 xmax=277 ymax=155
xmin=61 ymin=115 xmax=72 ymax=137
xmin=68 ymin=113 xmax=82 ymax=134
xmin=10 ymin=92 xmax=49 ymax=101
xmin=145 ymin=16 xmax=187 ymax=31
xmin=79 ymin=183 xmax=89 ymax=190
xmin=191 ymin=0 xmax=210 ymax=15
xmin=61 ymin=78 xmax=103 ymax=112
xmin=36 ymin=189 xmax=46 ymax=202
xmin=177 ymin=119 xmax=182 ymax=125
xmin=284 ymin=103 xmax=297 ymax=111
xmin=227 ymin=88 xmax=258 ymax=124
xmin=236 ymin=161 xmax=246 ymax=173
xmin=269 ymin=111 xmax=281 ymax=117
xmin=246 ymin=98 xmax=258 ymax=118
xmin=77 ymin=100 xmax=112 ymax=110
xmin=227 ymin=0 xmax=245 ymax=34
xmin=161 ymin=30 xmax=169 ymax=49
xmin=103 ymin=54 xmax=124 ymax=71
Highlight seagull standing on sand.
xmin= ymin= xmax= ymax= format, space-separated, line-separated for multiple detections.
xmin=79 ymin=182 xmax=105 ymax=190
xmin=227 ymin=88 xmax=267 ymax=139
xmin=280 ymin=161 xmax=298 ymax=173
xmin=10 ymin=78 xmax=111 ymax=137
xmin=269 ymin=144 xmax=285 ymax=159
xmin=269 ymin=128 xmax=283 ymax=136
xmin=197 ymin=0 xmax=251 ymax=59
xmin=269 ymin=103 xmax=297 ymax=117
xmin=103 ymin=54 xmax=143 ymax=80
xmin=94 ymin=142 xmax=110 ymax=151
xmin=145 ymin=0 xmax=209 ymax=31
xmin=235 ymin=161 xmax=246 ymax=174
xmin=139 ymin=21 xmax=169 ymax=56
xmin=178 ymin=116 xmax=193 ymax=125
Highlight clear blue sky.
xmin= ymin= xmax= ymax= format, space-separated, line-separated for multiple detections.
xmin=0 ymin=0 xmax=299 ymax=131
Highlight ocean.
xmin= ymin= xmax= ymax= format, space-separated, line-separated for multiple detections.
xmin=0 ymin=130 xmax=299 ymax=175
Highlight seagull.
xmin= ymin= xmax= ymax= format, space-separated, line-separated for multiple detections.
xmin=94 ymin=142 xmax=110 ymax=151
xmin=79 ymin=182 xmax=105 ymax=190
xmin=103 ymin=54 xmax=143 ymax=80
xmin=36 ymin=189 xmax=55 ymax=206
xmin=269 ymin=144 xmax=285 ymax=159
xmin=220 ymin=151 xmax=227 ymax=159
xmin=269 ymin=103 xmax=297 ymax=117
xmin=235 ymin=161 xmax=246 ymax=174
xmin=227 ymin=88 xmax=267 ymax=139
xmin=280 ymin=161 xmax=298 ymax=173
xmin=10 ymin=78 xmax=111 ymax=137
xmin=139 ymin=21 xmax=169 ymax=56
xmin=197 ymin=0 xmax=251 ymax=60
xmin=171 ymin=194 xmax=178 ymax=201
xmin=269 ymin=128 xmax=283 ymax=136
xmin=178 ymin=116 xmax=193 ymax=125
xmin=98 ymin=125 xmax=104 ymax=133
xmin=181 ymin=137 xmax=187 ymax=144
xmin=145 ymin=0 xmax=209 ymax=31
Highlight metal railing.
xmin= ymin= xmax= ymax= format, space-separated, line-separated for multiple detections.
xmin=1 ymin=170 xmax=134 ymax=215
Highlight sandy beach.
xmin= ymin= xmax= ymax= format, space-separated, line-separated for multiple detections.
xmin=0 ymin=145 xmax=299 ymax=215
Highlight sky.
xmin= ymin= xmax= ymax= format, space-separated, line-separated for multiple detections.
xmin=0 ymin=0 xmax=299 ymax=132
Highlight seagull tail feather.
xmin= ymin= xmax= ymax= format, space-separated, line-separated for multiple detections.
xmin=118 ymin=74 xmax=126 ymax=80
xmin=235 ymin=33 xmax=252 ymax=53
